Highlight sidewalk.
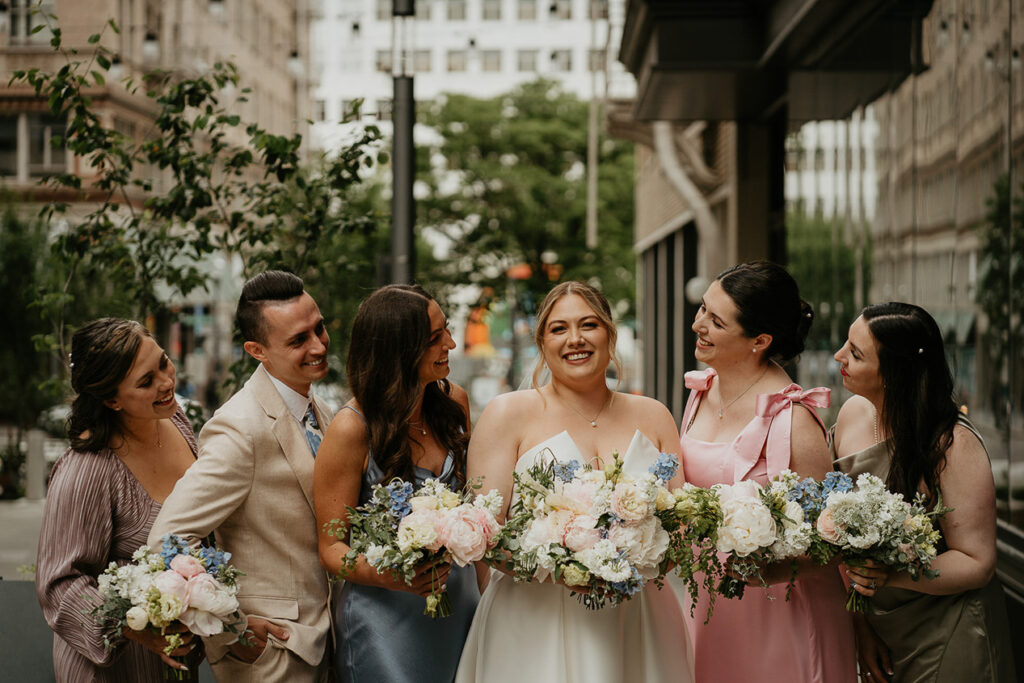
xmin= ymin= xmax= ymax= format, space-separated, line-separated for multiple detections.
xmin=0 ymin=497 xmax=44 ymax=581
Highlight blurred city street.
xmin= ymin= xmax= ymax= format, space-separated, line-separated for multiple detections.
xmin=0 ymin=497 xmax=43 ymax=581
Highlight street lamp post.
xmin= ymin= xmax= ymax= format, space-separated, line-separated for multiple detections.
xmin=391 ymin=0 xmax=415 ymax=284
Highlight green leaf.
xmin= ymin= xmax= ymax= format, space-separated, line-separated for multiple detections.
xmin=108 ymin=19 xmax=120 ymax=34
xmin=96 ymin=54 xmax=111 ymax=70
xmin=91 ymin=71 xmax=105 ymax=86
xmin=31 ymin=24 xmax=46 ymax=35
xmin=88 ymin=33 xmax=100 ymax=44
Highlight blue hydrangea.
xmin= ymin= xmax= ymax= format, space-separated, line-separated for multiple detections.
xmin=648 ymin=452 xmax=680 ymax=483
xmin=160 ymin=534 xmax=190 ymax=568
xmin=822 ymin=471 xmax=854 ymax=496
xmin=386 ymin=480 xmax=414 ymax=519
xmin=553 ymin=459 xmax=582 ymax=482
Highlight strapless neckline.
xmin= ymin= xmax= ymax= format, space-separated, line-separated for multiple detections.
xmin=515 ymin=429 xmax=662 ymax=479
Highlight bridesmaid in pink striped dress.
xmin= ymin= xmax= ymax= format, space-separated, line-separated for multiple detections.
xmin=679 ymin=262 xmax=856 ymax=683
xmin=36 ymin=318 xmax=202 ymax=682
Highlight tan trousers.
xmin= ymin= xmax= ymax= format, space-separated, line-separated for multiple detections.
xmin=211 ymin=642 xmax=331 ymax=683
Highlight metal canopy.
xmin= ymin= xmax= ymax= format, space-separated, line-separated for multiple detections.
xmin=619 ymin=0 xmax=935 ymax=122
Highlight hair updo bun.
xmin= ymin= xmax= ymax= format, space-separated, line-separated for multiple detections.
xmin=715 ymin=260 xmax=812 ymax=364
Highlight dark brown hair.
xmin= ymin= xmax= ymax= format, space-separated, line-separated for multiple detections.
xmin=863 ymin=302 xmax=958 ymax=505
xmin=235 ymin=270 xmax=305 ymax=343
xmin=346 ymin=285 xmax=469 ymax=484
xmin=67 ymin=318 xmax=152 ymax=452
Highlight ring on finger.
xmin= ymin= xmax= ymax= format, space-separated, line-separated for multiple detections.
xmin=870 ymin=580 xmax=877 ymax=590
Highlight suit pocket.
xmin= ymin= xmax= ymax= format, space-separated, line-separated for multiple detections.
xmin=239 ymin=595 xmax=300 ymax=621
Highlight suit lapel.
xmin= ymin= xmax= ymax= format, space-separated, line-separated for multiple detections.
xmin=251 ymin=366 xmax=317 ymax=512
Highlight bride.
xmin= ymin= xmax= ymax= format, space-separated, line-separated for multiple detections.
xmin=456 ymin=281 xmax=694 ymax=683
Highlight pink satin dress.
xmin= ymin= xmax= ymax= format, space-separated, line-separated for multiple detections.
xmin=679 ymin=368 xmax=856 ymax=683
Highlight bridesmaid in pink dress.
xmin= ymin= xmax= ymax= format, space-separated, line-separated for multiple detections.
xmin=679 ymin=261 xmax=856 ymax=683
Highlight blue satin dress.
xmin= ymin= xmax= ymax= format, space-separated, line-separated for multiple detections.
xmin=333 ymin=409 xmax=480 ymax=683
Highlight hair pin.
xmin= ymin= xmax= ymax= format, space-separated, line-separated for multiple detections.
xmin=68 ymin=352 xmax=74 ymax=369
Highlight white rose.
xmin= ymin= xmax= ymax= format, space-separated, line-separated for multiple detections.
xmin=364 ymin=544 xmax=388 ymax=567
xmin=610 ymin=482 xmax=651 ymax=522
xmin=716 ymin=496 xmax=776 ymax=556
xmin=397 ymin=510 xmax=441 ymax=553
xmin=609 ymin=517 xmax=670 ymax=576
xmin=125 ymin=605 xmax=149 ymax=631
xmin=409 ymin=495 xmax=440 ymax=512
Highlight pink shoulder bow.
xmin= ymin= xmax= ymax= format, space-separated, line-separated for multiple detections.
xmin=734 ymin=384 xmax=831 ymax=483
xmin=683 ymin=368 xmax=717 ymax=391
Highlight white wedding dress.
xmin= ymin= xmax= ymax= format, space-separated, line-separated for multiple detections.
xmin=455 ymin=430 xmax=695 ymax=683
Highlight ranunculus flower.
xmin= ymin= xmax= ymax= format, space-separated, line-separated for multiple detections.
xmin=562 ymin=514 xmax=601 ymax=552
xmin=816 ymin=508 xmax=840 ymax=543
xmin=409 ymin=495 xmax=440 ymax=512
xmin=125 ymin=605 xmax=149 ymax=631
xmin=397 ymin=509 xmax=442 ymax=553
xmin=440 ymin=506 xmax=495 ymax=566
xmin=185 ymin=572 xmax=238 ymax=617
xmin=716 ymin=495 xmax=776 ymax=556
xmin=170 ymin=554 xmax=206 ymax=579
xmin=610 ymin=482 xmax=650 ymax=522
xmin=561 ymin=563 xmax=591 ymax=587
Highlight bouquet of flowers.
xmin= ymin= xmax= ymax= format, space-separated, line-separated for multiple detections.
xmin=813 ymin=472 xmax=948 ymax=611
xmin=91 ymin=535 xmax=246 ymax=679
xmin=324 ymin=478 xmax=504 ymax=618
xmin=500 ymin=451 xmax=681 ymax=610
xmin=708 ymin=472 xmax=817 ymax=600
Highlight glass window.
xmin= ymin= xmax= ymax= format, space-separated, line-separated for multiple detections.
xmin=376 ymin=49 xmax=393 ymax=73
xmin=588 ymin=48 xmax=606 ymax=72
xmin=447 ymin=49 xmax=467 ymax=72
xmin=588 ymin=0 xmax=608 ymax=19
xmin=549 ymin=0 xmax=571 ymax=20
xmin=482 ymin=49 xmax=502 ymax=72
xmin=551 ymin=49 xmax=572 ymax=72
xmin=518 ymin=49 xmax=538 ymax=72
xmin=313 ymin=100 xmax=326 ymax=122
xmin=448 ymin=0 xmax=466 ymax=20
xmin=28 ymin=114 xmax=66 ymax=176
xmin=376 ymin=0 xmax=391 ymax=21
xmin=415 ymin=0 xmax=431 ymax=19
xmin=0 ymin=115 xmax=17 ymax=176
xmin=517 ymin=0 xmax=536 ymax=20
xmin=483 ymin=0 xmax=502 ymax=20
xmin=10 ymin=0 xmax=55 ymax=43
xmin=414 ymin=49 xmax=432 ymax=72
xmin=376 ymin=99 xmax=392 ymax=122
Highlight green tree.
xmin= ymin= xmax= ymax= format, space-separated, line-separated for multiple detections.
xmin=416 ymin=79 xmax=637 ymax=314
xmin=977 ymin=174 xmax=1024 ymax=425
xmin=786 ymin=210 xmax=870 ymax=351
xmin=11 ymin=15 xmax=383 ymax=398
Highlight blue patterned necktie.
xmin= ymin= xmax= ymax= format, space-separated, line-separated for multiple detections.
xmin=303 ymin=404 xmax=322 ymax=457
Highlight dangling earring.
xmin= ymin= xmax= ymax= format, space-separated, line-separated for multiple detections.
xmin=752 ymin=348 xmax=757 ymax=353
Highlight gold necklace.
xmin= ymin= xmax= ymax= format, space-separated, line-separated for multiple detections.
xmin=717 ymin=366 xmax=769 ymax=419
xmin=872 ymin=406 xmax=880 ymax=444
xmin=554 ymin=388 xmax=612 ymax=428
xmin=408 ymin=420 xmax=427 ymax=436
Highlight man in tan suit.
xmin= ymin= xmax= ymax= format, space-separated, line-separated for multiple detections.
xmin=150 ymin=271 xmax=335 ymax=682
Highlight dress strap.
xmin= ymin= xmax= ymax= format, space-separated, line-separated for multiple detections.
xmin=733 ymin=384 xmax=831 ymax=482
xmin=342 ymin=405 xmax=367 ymax=423
xmin=680 ymin=369 xmax=717 ymax=436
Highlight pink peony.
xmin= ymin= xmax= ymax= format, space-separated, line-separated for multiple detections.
xmin=440 ymin=506 xmax=498 ymax=566
xmin=610 ymin=482 xmax=650 ymax=522
xmin=170 ymin=554 xmax=206 ymax=579
xmin=816 ymin=508 xmax=840 ymax=543
xmin=397 ymin=509 xmax=443 ymax=553
xmin=558 ymin=479 xmax=600 ymax=512
xmin=185 ymin=572 xmax=238 ymax=617
xmin=562 ymin=514 xmax=601 ymax=552
xmin=152 ymin=569 xmax=189 ymax=606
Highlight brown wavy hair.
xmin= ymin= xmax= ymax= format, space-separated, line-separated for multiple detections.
xmin=67 ymin=318 xmax=151 ymax=452
xmin=346 ymin=285 xmax=469 ymax=484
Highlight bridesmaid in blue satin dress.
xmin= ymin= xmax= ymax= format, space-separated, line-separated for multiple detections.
xmin=314 ymin=285 xmax=479 ymax=683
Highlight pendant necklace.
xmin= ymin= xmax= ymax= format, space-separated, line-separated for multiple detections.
xmin=717 ymin=365 xmax=769 ymax=419
xmin=556 ymin=388 xmax=612 ymax=428
xmin=408 ymin=420 xmax=427 ymax=436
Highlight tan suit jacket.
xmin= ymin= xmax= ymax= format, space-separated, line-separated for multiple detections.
xmin=149 ymin=364 xmax=335 ymax=678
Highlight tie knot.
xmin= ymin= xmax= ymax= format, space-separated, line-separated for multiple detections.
xmin=304 ymin=404 xmax=319 ymax=431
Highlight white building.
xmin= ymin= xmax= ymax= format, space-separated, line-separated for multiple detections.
xmin=310 ymin=0 xmax=635 ymax=150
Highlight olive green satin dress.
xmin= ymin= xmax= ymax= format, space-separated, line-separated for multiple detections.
xmin=830 ymin=416 xmax=1016 ymax=683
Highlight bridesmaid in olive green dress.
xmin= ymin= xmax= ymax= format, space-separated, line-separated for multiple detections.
xmin=831 ymin=302 xmax=1016 ymax=683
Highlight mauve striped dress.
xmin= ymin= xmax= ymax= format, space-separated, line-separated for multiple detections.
xmin=36 ymin=409 xmax=201 ymax=683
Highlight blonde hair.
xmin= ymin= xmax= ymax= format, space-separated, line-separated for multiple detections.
xmin=532 ymin=281 xmax=620 ymax=388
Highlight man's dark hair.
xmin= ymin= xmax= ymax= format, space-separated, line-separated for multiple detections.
xmin=235 ymin=270 xmax=305 ymax=343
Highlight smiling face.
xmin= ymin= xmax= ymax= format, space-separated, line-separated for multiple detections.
xmin=691 ymin=280 xmax=761 ymax=367
xmin=418 ymin=299 xmax=456 ymax=385
xmin=834 ymin=315 xmax=884 ymax=403
xmin=540 ymin=293 xmax=611 ymax=382
xmin=104 ymin=335 xmax=178 ymax=420
xmin=243 ymin=291 xmax=329 ymax=395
